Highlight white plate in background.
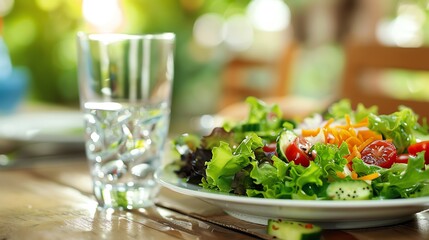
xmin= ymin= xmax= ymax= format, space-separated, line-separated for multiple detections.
xmin=0 ymin=111 xmax=84 ymax=143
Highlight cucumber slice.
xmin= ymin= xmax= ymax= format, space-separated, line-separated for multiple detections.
xmin=276 ymin=130 xmax=297 ymax=161
xmin=267 ymin=219 xmax=322 ymax=240
xmin=326 ymin=180 xmax=373 ymax=200
xmin=241 ymin=123 xmax=261 ymax=132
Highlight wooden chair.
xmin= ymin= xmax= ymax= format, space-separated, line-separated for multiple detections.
xmin=340 ymin=44 xmax=429 ymax=120
xmin=218 ymin=42 xmax=299 ymax=109
xmin=218 ymin=42 xmax=335 ymax=120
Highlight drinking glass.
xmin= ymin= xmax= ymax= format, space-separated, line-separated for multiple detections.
xmin=77 ymin=32 xmax=175 ymax=209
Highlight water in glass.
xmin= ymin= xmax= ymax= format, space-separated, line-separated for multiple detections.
xmin=83 ymin=101 xmax=170 ymax=209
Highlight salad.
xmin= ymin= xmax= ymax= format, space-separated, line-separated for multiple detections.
xmin=172 ymin=97 xmax=429 ymax=200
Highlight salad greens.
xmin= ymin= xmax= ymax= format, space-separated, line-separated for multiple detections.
xmin=173 ymin=97 xmax=429 ymax=200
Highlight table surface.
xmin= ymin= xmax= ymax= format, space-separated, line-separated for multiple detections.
xmin=1 ymin=154 xmax=429 ymax=240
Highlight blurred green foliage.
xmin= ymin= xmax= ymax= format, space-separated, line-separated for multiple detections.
xmin=2 ymin=0 xmax=249 ymax=114
xmin=3 ymin=0 xmax=429 ymax=131
xmin=3 ymin=0 xmax=81 ymax=104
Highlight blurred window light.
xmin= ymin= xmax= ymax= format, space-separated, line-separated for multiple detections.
xmin=193 ymin=13 xmax=224 ymax=47
xmin=0 ymin=0 xmax=14 ymax=17
xmin=398 ymin=3 xmax=425 ymax=24
xmin=82 ymin=0 xmax=123 ymax=33
xmin=377 ymin=15 xmax=423 ymax=47
xmin=376 ymin=3 xmax=425 ymax=47
xmin=246 ymin=0 xmax=290 ymax=32
xmin=223 ymin=14 xmax=253 ymax=52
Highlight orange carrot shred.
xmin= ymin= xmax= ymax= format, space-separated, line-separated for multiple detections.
xmin=302 ymin=128 xmax=321 ymax=137
xmin=345 ymin=114 xmax=352 ymax=127
xmin=336 ymin=171 xmax=347 ymax=179
xmin=324 ymin=118 xmax=334 ymax=128
xmin=357 ymin=137 xmax=375 ymax=152
xmin=358 ymin=172 xmax=381 ymax=181
xmin=358 ymin=130 xmax=382 ymax=142
xmin=351 ymin=117 xmax=369 ymax=128
xmin=346 ymin=145 xmax=361 ymax=162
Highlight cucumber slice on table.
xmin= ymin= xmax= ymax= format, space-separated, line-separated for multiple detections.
xmin=326 ymin=180 xmax=373 ymax=200
xmin=267 ymin=219 xmax=322 ymax=240
xmin=276 ymin=130 xmax=297 ymax=161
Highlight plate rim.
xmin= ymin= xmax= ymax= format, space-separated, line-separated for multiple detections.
xmin=155 ymin=164 xmax=429 ymax=209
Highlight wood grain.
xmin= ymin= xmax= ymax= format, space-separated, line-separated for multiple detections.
xmin=0 ymin=160 xmax=258 ymax=239
xmin=1 ymin=159 xmax=428 ymax=240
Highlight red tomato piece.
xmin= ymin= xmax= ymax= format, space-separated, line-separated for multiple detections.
xmin=407 ymin=141 xmax=429 ymax=164
xmin=263 ymin=143 xmax=277 ymax=153
xmin=361 ymin=140 xmax=397 ymax=168
xmin=396 ymin=154 xmax=410 ymax=164
xmin=285 ymin=137 xmax=312 ymax=167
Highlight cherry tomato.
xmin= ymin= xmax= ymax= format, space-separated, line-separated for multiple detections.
xmin=285 ymin=137 xmax=312 ymax=167
xmin=263 ymin=143 xmax=277 ymax=153
xmin=407 ymin=141 xmax=429 ymax=164
xmin=395 ymin=153 xmax=410 ymax=164
xmin=361 ymin=140 xmax=397 ymax=168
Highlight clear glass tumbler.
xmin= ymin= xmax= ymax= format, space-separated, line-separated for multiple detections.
xmin=77 ymin=32 xmax=175 ymax=209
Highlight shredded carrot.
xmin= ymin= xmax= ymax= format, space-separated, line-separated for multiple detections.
xmin=323 ymin=128 xmax=335 ymax=144
xmin=346 ymin=145 xmax=361 ymax=162
xmin=338 ymin=128 xmax=352 ymax=141
xmin=357 ymin=137 xmax=375 ymax=152
xmin=351 ymin=117 xmax=369 ymax=128
xmin=358 ymin=172 xmax=381 ymax=181
xmin=352 ymin=121 xmax=369 ymax=128
xmin=336 ymin=171 xmax=347 ymax=179
xmin=345 ymin=136 xmax=361 ymax=148
xmin=319 ymin=116 xmax=383 ymax=162
xmin=302 ymin=115 xmax=385 ymax=170
xmin=324 ymin=118 xmax=335 ymax=128
xmin=348 ymin=128 xmax=357 ymax=138
xmin=302 ymin=128 xmax=321 ymax=137
xmin=357 ymin=130 xmax=382 ymax=142
xmin=351 ymin=171 xmax=358 ymax=180
xmin=330 ymin=128 xmax=339 ymax=142
xmin=345 ymin=114 xmax=352 ymax=127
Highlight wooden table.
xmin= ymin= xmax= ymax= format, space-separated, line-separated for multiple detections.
xmin=1 ymin=155 xmax=428 ymax=240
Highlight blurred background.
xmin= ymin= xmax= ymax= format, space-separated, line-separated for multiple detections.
xmin=1 ymin=0 xmax=429 ymax=134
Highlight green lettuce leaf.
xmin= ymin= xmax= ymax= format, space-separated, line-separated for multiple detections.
xmin=325 ymin=99 xmax=377 ymax=122
xmin=203 ymin=133 xmax=263 ymax=192
xmin=352 ymin=158 xmax=384 ymax=176
xmin=247 ymin=155 xmax=326 ymax=200
xmin=246 ymin=156 xmax=294 ymax=199
xmin=292 ymin=161 xmax=324 ymax=200
xmin=368 ymin=106 xmax=419 ymax=153
xmin=246 ymin=96 xmax=282 ymax=124
xmin=249 ymin=162 xmax=278 ymax=187
xmin=378 ymin=152 xmax=429 ymax=198
xmin=355 ymin=103 xmax=378 ymax=122
xmin=223 ymin=96 xmax=288 ymax=142
xmin=313 ymin=142 xmax=349 ymax=179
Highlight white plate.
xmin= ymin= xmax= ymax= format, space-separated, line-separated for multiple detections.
xmin=0 ymin=111 xmax=84 ymax=143
xmin=155 ymin=164 xmax=429 ymax=229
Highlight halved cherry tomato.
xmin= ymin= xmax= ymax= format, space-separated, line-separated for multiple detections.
xmin=361 ymin=140 xmax=397 ymax=168
xmin=395 ymin=153 xmax=410 ymax=164
xmin=285 ymin=137 xmax=312 ymax=167
xmin=407 ymin=141 xmax=429 ymax=164
xmin=263 ymin=143 xmax=277 ymax=153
